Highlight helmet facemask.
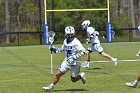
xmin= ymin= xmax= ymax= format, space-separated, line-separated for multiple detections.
xmin=81 ymin=20 xmax=90 ymax=33
xmin=65 ymin=33 xmax=75 ymax=38
xmin=82 ymin=24 xmax=89 ymax=32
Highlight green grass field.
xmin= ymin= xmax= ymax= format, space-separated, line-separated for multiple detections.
xmin=0 ymin=42 xmax=140 ymax=93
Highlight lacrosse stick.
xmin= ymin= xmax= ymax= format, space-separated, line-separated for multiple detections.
xmin=48 ymin=31 xmax=55 ymax=74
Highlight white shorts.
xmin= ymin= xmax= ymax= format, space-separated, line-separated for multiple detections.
xmin=59 ymin=58 xmax=80 ymax=78
xmin=88 ymin=43 xmax=103 ymax=53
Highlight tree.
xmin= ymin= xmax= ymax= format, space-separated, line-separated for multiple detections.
xmin=5 ymin=0 xmax=10 ymax=43
xmin=45 ymin=0 xmax=108 ymax=31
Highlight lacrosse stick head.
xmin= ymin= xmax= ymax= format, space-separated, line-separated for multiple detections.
xmin=48 ymin=31 xmax=55 ymax=45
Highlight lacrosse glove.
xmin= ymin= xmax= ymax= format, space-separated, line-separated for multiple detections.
xmin=49 ymin=45 xmax=59 ymax=53
xmin=67 ymin=55 xmax=76 ymax=64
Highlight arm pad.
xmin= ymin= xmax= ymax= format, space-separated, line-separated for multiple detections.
xmin=75 ymin=50 xmax=87 ymax=58
xmin=67 ymin=55 xmax=76 ymax=63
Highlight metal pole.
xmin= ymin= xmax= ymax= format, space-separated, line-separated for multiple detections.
xmin=107 ymin=0 xmax=110 ymax=22
xmin=44 ymin=0 xmax=47 ymax=24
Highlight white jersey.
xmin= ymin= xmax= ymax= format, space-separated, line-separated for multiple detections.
xmin=87 ymin=27 xmax=100 ymax=44
xmin=86 ymin=27 xmax=103 ymax=53
xmin=61 ymin=38 xmax=85 ymax=65
xmin=58 ymin=37 xmax=86 ymax=77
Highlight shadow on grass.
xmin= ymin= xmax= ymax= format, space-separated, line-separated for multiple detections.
xmin=87 ymin=67 xmax=102 ymax=70
xmin=54 ymin=88 xmax=89 ymax=92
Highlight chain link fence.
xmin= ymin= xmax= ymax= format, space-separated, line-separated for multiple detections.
xmin=0 ymin=0 xmax=43 ymax=47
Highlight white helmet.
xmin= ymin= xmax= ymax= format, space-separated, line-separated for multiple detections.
xmin=81 ymin=20 xmax=90 ymax=30
xmin=138 ymin=25 xmax=140 ymax=30
xmin=65 ymin=26 xmax=75 ymax=37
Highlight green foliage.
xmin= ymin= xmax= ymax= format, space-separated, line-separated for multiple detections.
xmin=0 ymin=0 xmax=133 ymax=32
xmin=112 ymin=14 xmax=131 ymax=29
xmin=111 ymin=14 xmax=131 ymax=36
xmin=0 ymin=0 xmax=136 ymax=43
xmin=19 ymin=0 xmax=38 ymax=16
xmin=46 ymin=0 xmax=108 ymax=31
xmin=22 ymin=25 xmax=37 ymax=32
xmin=45 ymin=0 xmax=133 ymax=35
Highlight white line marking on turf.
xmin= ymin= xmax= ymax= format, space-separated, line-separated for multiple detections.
xmin=0 ymin=78 xmax=41 ymax=83
xmin=88 ymin=59 xmax=140 ymax=63
xmin=118 ymin=59 xmax=140 ymax=62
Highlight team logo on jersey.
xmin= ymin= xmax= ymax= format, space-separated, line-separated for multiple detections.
xmin=64 ymin=45 xmax=73 ymax=50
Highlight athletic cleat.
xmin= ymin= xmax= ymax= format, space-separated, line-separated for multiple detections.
xmin=42 ymin=84 xmax=54 ymax=92
xmin=80 ymin=72 xmax=86 ymax=84
xmin=111 ymin=58 xmax=117 ymax=66
xmin=126 ymin=80 xmax=138 ymax=88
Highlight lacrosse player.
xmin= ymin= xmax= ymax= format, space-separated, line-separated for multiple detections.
xmin=126 ymin=73 xmax=140 ymax=88
xmin=81 ymin=20 xmax=117 ymax=68
xmin=42 ymin=26 xmax=89 ymax=92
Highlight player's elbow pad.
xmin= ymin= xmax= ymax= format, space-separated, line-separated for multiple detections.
xmin=75 ymin=51 xmax=86 ymax=58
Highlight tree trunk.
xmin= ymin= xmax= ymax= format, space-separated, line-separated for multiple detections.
xmin=138 ymin=0 xmax=140 ymax=25
xmin=129 ymin=0 xmax=136 ymax=37
xmin=5 ymin=0 xmax=10 ymax=43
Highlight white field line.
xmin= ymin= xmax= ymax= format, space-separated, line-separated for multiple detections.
xmin=0 ymin=78 xmax=32 ymax=82
xmin=0 ymin=77 xmax=42 ymax=83
xmin=78 ymin=59 xmax=140 ymax=67
xmin=0 ymin=59 xmax=139 ymax=70
xmin=90 ymin=59 xmax=140 ymax=63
